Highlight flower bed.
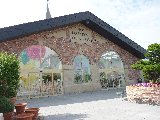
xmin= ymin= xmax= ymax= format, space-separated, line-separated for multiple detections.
xmin=126 ymin=83 xmax=160 ymax=105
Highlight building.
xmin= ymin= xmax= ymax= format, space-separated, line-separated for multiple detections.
xmin=0 ymin=11 xmax=146 ymax=99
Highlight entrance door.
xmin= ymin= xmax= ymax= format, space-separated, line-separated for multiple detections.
xmin=99 ymin=51 xmax=125 ymax=89
xmin=99 ymin=69 xmax=124 ymax=89
xmin=18 ymin=70 xmax=63 ymax=99
xmin=18 ymin=45 xmax=63 ymax=99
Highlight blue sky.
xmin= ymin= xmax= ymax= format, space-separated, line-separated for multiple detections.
xmin=0 ymin=0 xmax=159 ymax=49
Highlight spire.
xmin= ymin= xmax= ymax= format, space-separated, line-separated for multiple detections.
xmin=46 ymin=0 xmax=51 ymax=19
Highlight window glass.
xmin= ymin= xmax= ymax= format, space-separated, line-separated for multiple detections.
xmin=74 ymin=55 xmax=91 ymax=83
xmin=99 ymin=51 xmax=125 ymax=88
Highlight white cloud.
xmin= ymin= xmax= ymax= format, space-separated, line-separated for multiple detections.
xmin=0 ymin=0 xmax=159 ymax=49
xmin=0 ymin=0 xmax=46 ymax=27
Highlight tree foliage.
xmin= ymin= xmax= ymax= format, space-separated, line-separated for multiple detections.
xmin=0 ymin=96 xmax=14 ymax=113
xmin=0 ymin=52 xmax=20 ymax=98
xmin=131 ymin=43 xmax=160 ymax=83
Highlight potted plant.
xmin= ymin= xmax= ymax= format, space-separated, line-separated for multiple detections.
xmin=0 ymin=96 xmax=14 ymax=120
xmin=15 ymin=102 xmax=27 ymax=115
xmin=25 ymin=108 xmax=39 ymax=120
xmin=0 ymin=52 xmax=20 ymax=103
xmin=15 ymin=113 xmax=34 ymax=120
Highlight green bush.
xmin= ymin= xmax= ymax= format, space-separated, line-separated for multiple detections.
xmin=0 ymin=96 xmax=14 ymax=113
xmin=131 ymin=43 xmax=160 ymax=83
xmin=0 ymin=52 xmax=20 ymax=98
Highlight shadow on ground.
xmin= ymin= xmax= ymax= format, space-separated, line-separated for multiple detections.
xmin=17 ymin=88 xmax=125 ymax=108
xmin=43 ymin=113 xmax=88 ymax=120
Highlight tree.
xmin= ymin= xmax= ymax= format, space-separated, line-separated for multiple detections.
xmin=131 ymin=43 xmax=160 ymax=83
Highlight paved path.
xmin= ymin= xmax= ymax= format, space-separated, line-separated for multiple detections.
xmin=18 ymin=89 xmax=160 ymax=120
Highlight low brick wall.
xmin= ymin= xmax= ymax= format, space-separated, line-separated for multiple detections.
xmin=126 ymin=85 xmax=160 ymax=105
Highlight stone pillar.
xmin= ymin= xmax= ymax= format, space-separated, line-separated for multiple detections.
xmin=90 ymin=65 xmax=101 ymax=90
xmin=62 ymin=65 xmax=75 ymax=94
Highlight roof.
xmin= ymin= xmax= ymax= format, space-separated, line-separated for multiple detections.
xmin=0 ymin=11 xmax=146 ymax=58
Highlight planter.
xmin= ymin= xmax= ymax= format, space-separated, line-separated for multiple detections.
xmin=15 ymin=113 xmax=34 ymax=120
xmin=15 ymin=103 xmax=27 ymax=115
xmin=3 ymin=112 xmax=13 ymax=120
xmin=126 ymin=84 xmax=160 ymax=104
xmin=25 ymin=108 xmax=39 ymax=120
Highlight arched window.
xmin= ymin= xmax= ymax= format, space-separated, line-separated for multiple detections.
xmin=73 ymin=55 xmax=91 ymax=84
xmin=99 ymin=51 xmax=125 ymax=88
xmin=18 ymin=45 xmax=62 ymax=98
xmin=19 ymin=45 xmax=61 ymax=69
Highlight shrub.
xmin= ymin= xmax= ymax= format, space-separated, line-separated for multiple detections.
xmin=0 ymin=52 xmax=20 ymax=98
xmin=0 ymin=96 xmax=14 ymax=113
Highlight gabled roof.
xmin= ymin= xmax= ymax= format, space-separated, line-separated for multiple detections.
xmin=0 ymin=11 xmax=146 ymax=58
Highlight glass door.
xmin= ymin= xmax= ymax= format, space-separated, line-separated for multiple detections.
xmin=99 ymin=51 xmax=125 ymax=89
xmin=28 ymin=72 xmax=41 ymax=98
xmin=18 ymin=45 xmax=63 ymax=99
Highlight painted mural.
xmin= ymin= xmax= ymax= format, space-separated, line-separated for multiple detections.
xmin=18 ymin=45 xmax=62 ymax=98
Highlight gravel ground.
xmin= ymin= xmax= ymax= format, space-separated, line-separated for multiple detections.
xmin=17 ymin=89 xmax=160 ymax=120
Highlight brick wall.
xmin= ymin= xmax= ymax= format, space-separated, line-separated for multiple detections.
xmin=126 ymin=86 xmax=160 ymax=104
xmin=0 ymin=23 xmax=140 ymax=93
